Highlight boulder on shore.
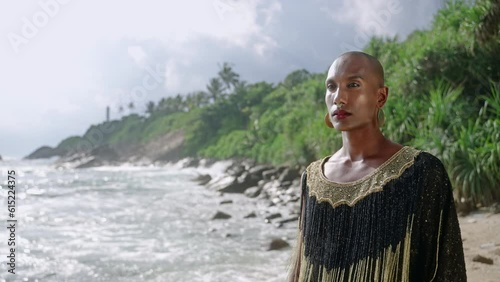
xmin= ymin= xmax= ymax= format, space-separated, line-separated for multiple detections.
xmin=207 ymin=173 xmax=260 ymax=194
xmin=244 ymin=187 xmax=262 ymax=198
xmin=267 ymin=238 xmax=290 ymax=251
xmin=472 ymin=254 xmax=494 ymax=264
xmin=211 ymin=211 xmax=232 ymax=220
xmin=75 ymin=145 xmax=119 ymax=168
xmin=192 ymin=174 xmax=212 ymax=185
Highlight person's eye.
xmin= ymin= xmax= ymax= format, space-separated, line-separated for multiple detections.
xmin=347 ymin=82 xmax=360 ymax=88
xmin=327 ymin=84 xmax=337 ymax=91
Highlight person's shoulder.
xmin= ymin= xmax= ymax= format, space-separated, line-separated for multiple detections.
xmin=409 ymin=148 xmax=449 ymax=178
xmin=304 ymin=155 xmax=330 ymax=176
xmin=413 ymin=149 xmax=445 ymax=167
xmin=305 ymin=156 xmax=328 ymax=169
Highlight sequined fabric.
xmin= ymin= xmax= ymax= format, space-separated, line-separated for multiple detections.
xmin=289 ymin=148 xmax=467 ymax=282
xmin=307 ymin=146 xmax=420 ymax=208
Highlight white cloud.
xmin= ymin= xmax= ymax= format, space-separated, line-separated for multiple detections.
xmin=128 ymin=46 xmax=147 ymax=67
xmin=322 ymin=0 xmax=404 ymax=36
xmin=0 ymin=0 xmax=443 ymax=158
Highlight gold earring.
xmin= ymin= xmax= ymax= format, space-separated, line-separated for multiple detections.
xmin=377 ymin=108 xmax=385 ymax=127
xmin=324 ymin=113 xmax=334 ymax=128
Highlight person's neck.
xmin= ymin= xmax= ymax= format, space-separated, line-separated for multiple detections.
xmin=340 ymin=127 xmax=387 ymax=161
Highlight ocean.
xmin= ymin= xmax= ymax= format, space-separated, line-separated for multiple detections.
xmin=0 ymin=158 xmax=296 ymax=282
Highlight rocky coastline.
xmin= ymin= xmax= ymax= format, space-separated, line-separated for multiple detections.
xmin=180 ymin=157 xmax=304 ymax=251
xmin=28 ymin=142 xmax=305 ymax=251
xmin=22 ymin=143 xmax=500 ymax=274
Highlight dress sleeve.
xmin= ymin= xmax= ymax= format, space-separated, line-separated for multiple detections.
xmin=418 ymin=154 xmax=467 ymax=281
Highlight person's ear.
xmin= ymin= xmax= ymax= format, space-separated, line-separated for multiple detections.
xmin=377 ymin=86 xmax=389 ymax=107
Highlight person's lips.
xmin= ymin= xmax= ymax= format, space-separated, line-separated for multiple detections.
xmin=333 ymin=109 xmax=351 ymax=119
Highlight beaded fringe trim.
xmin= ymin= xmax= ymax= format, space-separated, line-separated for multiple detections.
xmin=297 ymin=214 xmax=415 ymax=282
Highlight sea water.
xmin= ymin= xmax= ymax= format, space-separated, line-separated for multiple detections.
xmin=0 ymin=158 xmax=296 ymax=282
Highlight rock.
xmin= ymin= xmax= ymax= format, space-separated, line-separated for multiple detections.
xmin=211 ymin=211 xmax=231 ymax=220
xmin=248 ymin=165 xmax=274 ymax=176
xmin=198 ymin=158 xmax=216 ymax=167
xmin=480 ymin=243 xmax=496 ymax=249
xmin=267 ymin=238 xmax=290 ymax=251
xmin=276 ymin=216 xmax=299 ymax=225
xmin=75 ymin=157 xmax=102 ymax=168
xmin=262 ymin=180 xmax=280 ymax=192
xmin=90 ymin=144 xmax=119 ymax=161
xmin=244 ymin=187 xmax=262 ymax=198
xmin=206 ymin=175 xmax=237 ymax=190
xmin=220 ymin=199 xmax=233 ymax=205
xmin=181 ymin=157 xmax=199 ymax=168
xmin=456 ymin=199 xmax=474 ymax=216
xmin=241 ymin=159 xmax=256 ymax=170
xmin=25 ymin=145 xmax=63 ymax=159
xmin=472 ymin=254 xmax=494 ymax=265
xmin=73 ymin=145 xmax=120 ymax=168
xmin=262 ymin=168 xmax=280 ymax=180
xmin=491 ymin=248 xmax=500 ymax=256
xmin=489 ymin=203 xmax=500 ymax=214
xmin=237 ymin=172 xmax=260 ymax=188
xmin=225 ymin=164 xmax=246 ymax=177
xmin=257 ymin=180 xmax=266 ymax=188
xmin=209 ymin=171 xmax=260 ymax=194
xmin=244 ymin=212 xmax=257 ymax=218
xmin=265 ymin=213 xmax=282 ymax=221
xmin=192 ymin=174 xmax=212 ymax=185
xmin=278 ymin=167 xmax=300 ymax=183
xmin=279 ymin=181 xmax=292 ymax=189
xmin=271 ymin=197 xmax=282 ymax=205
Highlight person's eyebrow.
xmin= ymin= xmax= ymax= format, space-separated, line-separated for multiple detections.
xmin=348 ymin=75 xmax=364 ymax=80
xmin=325 ymin=75 xmax=364 ymax=85
xmin=325 ymin=78 xmax=335 ymax=85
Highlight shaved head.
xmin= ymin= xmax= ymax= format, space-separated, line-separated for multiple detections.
xmin=333 ymin=51 xmax=385 ymax=87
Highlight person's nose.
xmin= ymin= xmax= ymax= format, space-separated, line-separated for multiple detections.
xmin=333 ymin=87 xmax=347 ymax=107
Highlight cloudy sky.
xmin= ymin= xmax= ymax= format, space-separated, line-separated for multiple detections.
xmin=0 ymin=0 xmax=444 ymax=159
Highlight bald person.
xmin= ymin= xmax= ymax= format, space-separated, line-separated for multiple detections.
xmin=288 ymin=51 xmax=466 ymax=282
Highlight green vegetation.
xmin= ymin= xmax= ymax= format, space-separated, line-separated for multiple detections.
xmin=54 ymin=0 xmax=499 ymax=205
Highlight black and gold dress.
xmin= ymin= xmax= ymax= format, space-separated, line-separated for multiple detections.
xmin=290 ymin=146 xmax=466 ymax=281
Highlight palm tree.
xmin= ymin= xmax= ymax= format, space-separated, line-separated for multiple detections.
xmin=146 ymin=101 xmax=155 ymax=115
xmin=194 ymin=91 xmax=210 ymax=107
xmin=218 ymin=62 xmax=240 ymax=91
xmin=174 ymin=94 xmax=184 ymax=111
xmin=206 ymin=78 xmax=225 ymax=102
xmin=184 ymin=95 xmax=197 ymax=112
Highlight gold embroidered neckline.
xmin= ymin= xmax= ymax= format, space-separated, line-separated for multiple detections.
xmin=319 ymin=146 xmax=409 ymax=185
xmin=307 ymin=146 xmax=420 ymax=208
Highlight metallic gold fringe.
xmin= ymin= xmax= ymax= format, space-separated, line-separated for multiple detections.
xmin=298 ymin=214 xmax=415 ymax=282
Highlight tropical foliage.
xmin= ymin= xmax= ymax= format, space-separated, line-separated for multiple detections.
xmin=53 ymin=0 xmax=499 ymax=206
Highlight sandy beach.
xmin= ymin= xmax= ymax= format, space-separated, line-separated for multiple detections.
xmin=460 ymin=210 xmax=500 ymax=282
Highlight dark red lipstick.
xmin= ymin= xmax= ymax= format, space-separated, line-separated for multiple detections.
xmin=333 ymin=109 xmax=351 ymax=120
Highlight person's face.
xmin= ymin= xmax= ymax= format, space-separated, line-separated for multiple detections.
xmin=324 ymin=55 xmax=387 ymax=131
